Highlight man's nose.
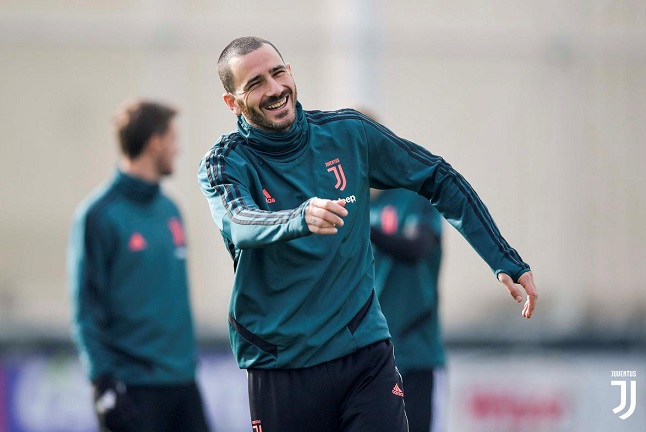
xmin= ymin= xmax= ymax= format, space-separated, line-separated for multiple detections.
xmin=265 ymin=77 xmax=283 ymax=96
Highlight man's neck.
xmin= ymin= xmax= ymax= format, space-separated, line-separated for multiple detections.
xmin=120 ymin=158 xmax=160 ymax=184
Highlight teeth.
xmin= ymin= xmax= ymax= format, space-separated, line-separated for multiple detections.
xmin=266 ymin=97 xmax=287 ymax=110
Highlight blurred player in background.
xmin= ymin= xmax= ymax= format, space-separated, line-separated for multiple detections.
xmin=198 ymin=36 xmax=537 ymax=432
xmin=360 ymin=105 xmax=448 ymax=432
xmin=370 ymin=187 xmax=447 ymax=432
xmin=68 ymin=100 xmax=211 ymax=432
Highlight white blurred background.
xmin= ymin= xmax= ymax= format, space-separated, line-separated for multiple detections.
xmin=0 ymin=1 xmax=644 ymax=431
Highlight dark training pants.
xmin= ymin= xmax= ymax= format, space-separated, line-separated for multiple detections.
xmin=247 ymin=339 xmax=408 ymax=432
xmin=401 ymin=369 xmax=438 ymax=432
xmin=98 ymin=381 xmax=211 ymax=432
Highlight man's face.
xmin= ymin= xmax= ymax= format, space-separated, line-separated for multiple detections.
xmin=223 ymin=44 xmax=298 ymax=132
xmin=155 ymin=120 xmax=178 ymax=177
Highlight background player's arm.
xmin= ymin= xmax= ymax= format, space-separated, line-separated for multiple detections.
xmin=370 ymin=224 xmax=438 ymax=262
xmin=68 ymin=211 xmax=116 ymax=381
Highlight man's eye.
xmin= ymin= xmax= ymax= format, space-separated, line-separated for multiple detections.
xmin=274 ymin=70 xmax=285 ymax=77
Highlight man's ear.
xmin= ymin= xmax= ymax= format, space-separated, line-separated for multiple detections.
xmin=145 ymin=134 xmax=162 ymax=156
xmin=223 ymin=92 xmax=241 ymax=115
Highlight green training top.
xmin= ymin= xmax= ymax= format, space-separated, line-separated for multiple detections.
xmin=197 ymin=103 xmax=530 ymax=370
xmin=68 ymin=170 xmax=198 ymax=384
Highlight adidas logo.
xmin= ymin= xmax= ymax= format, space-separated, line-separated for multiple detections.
xmin=263 ymin=189 xmax=276 ymax=204
xmin=128 ymin=232 xmax=147 ymax=252
xmin=392 ymin=383 xmax=404 ymax=397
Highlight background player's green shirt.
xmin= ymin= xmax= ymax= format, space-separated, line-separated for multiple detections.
xmin=68 ymin=170 xmax=198 ymax=384
xmin=198 ymin=103 xmax=530 ymax=370
xmin=370 ymin=189 xmax=445 ymax=373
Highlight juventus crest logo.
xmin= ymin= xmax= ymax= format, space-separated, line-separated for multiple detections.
xmin=611 ymin=379 xmax=637 ymax=420
xmin=325 ymin=158 xmax=347 ymax=191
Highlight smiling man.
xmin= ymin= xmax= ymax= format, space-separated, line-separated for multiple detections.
xmin=219 ymin=40 xmax=297 ymax=132
xmin=198 ymin=36 xmax=537 ymax=432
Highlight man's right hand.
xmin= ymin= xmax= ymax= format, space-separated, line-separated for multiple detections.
xmin=305 ymin=198 xmax=349 ymax=235
xmin=93 ymin=376 xmax=139 ymax=432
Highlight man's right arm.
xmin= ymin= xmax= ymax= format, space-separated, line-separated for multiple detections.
xmin=197 ymin=146 xmax=347 ymax=249
xmin=67 ymin=207 xmax=115 ymax=381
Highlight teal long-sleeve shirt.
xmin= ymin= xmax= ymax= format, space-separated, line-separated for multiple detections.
xmin=68 ymin=170 xmax=198 ymax=384
xmin=197 ymin=103 xmax=530 ymax=370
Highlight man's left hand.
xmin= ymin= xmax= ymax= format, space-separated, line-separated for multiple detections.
xmin=498 ymin=271 xmax=537 ymax=319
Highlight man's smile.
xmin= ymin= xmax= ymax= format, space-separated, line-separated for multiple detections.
xmin=263 ymin=93 xmax=290 ymax=112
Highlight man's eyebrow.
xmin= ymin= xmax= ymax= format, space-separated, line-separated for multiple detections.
xmin=241 ymin=65 xmax=287 ymax=91
xmin=270 ymin=65 xmax=287 ymax=74
xmin=241 ymin=74 xmax=262 ymax=91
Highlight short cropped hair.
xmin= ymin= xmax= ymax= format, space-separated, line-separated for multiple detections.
xmin=218 ymin=36 xmax=284 ymax=94
xmin=113 ymin=100 xmax=177 ymax=159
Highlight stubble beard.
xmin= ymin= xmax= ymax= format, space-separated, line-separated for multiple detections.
xmin=240 ymin=86 xmax=298 ymax=132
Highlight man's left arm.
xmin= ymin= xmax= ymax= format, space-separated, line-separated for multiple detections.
xmin=361 ymin=114 xmax=537 ymax=318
